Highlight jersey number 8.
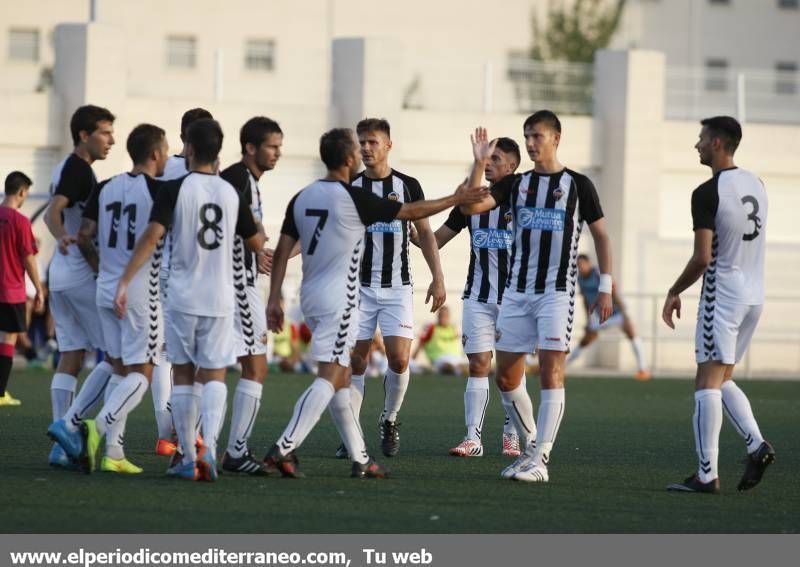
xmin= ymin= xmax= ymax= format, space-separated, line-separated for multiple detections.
xmin=197 ymin=203 xmax=224 ymax=250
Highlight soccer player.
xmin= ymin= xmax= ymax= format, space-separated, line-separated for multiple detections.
xmin=153 ymin=107 xmax=213 ymax=456
xmin=462 ymin=114 xmax=614 ymax=483
xmin=43 ymin=105 xmax=116 ymax=468
xmin=1 ymin=172 xmax=45 ymax=407
xmin=411 ymin=137 xmax=525 ymax=457
xmin=663 ymin=116 xmax=774 ymax=494
xmin=567 ymin=254 xmax=651 ymax=380
xmin=264 ymin=128 xmax=487 ymax=478
xmin=47 ymin=124 xmax=170 ymax=474
xmin=218 ymin=116 xmax=282 ymax=475
xmin=343 ymin=118 xmax=446 ymax=459
xmin=116 ymin=118 xmax=263 ymax=481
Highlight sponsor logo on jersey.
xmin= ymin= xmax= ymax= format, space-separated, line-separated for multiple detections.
xmin=387 ymin=191 xmax=400 ymax=202
xmin=367 ymin=220 xmax=402 ymax=233
xmin=472 ymin=228 xmax=513 ymax=250
xmin=516 ymin=207 xmax=566 ymax=232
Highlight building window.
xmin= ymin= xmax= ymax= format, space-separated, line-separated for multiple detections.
xmin=778 ymin=0 xmax=798 ymax=9
xmin=705 ymin=59 xmax=729 ymax=91
xmin=8 ymin=28 xmax=39 ymax=62
xmin=776 ymin=62 xmax=798 ymax=94
xmin=166 ymin=35 xmax=196 ymax=69
xmin=244 ymin=39 xmax=275 ymax=71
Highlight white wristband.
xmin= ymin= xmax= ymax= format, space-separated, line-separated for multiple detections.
xmin=598 ymin=274 xmax=613 ymax=294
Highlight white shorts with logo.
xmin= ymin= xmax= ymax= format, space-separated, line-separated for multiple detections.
xmin=234 ymin=285 xmax=268 ymax=358
xmin=587 ymin=311 xmax=625 ymax=332
xmin=306 ymin=306 xmax=361 ymax=368
xmin=357 ymin=285 xmax=414 ymax=341
xmin=695 ymin=300 xmax=762 ymax=365
xmin=98 ymin=304 xmax=162 ymax=366
xmin=165 ymin=309 xmax=236 ymax=369
xmin=461 ymin=300 xmax=500 ymax=354
xmin=50 ymin=283 xmax=105 ymax=353
xmin=495 ymin=290 xmax=574 ymax=353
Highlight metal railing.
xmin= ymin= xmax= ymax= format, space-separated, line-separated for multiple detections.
xmin=505 ymin=58 xmax=595 ymax=116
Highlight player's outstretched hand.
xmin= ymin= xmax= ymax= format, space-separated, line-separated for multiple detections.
xmin=590 ymin=292 xmax=613 ymax=325
xmin=454 ymin=180 xmax=489 ymax=205
xmin=58 ymin=234 xmax=76 ymax=255
xmin=258 ymin=248 xmax=274 ymax=275
xmin=114 ymin=283 xmax=129 ymax=319
xmin=661 ymin=292 xmax=681 ymax=329
xmin=266 ymin=299 xmax=284 ymax=333
xmin=471 ymin=127 xmax=497 ymax=163
xmin=426 ymin=278 xmax=446 ymax=312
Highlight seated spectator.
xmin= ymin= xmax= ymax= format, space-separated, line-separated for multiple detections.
xmin=412 ymin=305 xmax=467 ymax=375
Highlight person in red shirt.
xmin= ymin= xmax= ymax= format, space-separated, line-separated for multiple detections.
xmin=0 ymin=171 xmax=44 ymax=406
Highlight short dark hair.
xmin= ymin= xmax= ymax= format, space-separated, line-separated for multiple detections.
xmin=356 ymin=118 xmax=391 ymax=138
xmin=523 ymin=110 xmax=561 ymax=134
xmin=180 ymin=108 xmax=213 ymax=140
xmin=5 ymin=171 xmax=33 ymax=196
xmin=70 ymin=104 xmax=115 ymax=146
xmin=240 ymin=116 xmax=283 ymax=154
xmin=700 ymin=116 xmax=742 ymax=154
xmin=186 ymin=118 xmax=224 ymax=165
xmin=493 ymin=137 xmax=521 ymax=166
xmin=320 ymin=128 xmax=357 ymax=170
xmin=126 ymin=124 xmax=166 ymax=164
xmin=577 ymin=253 xmax=591 ymax=263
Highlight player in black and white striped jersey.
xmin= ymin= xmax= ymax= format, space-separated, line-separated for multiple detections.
xmin=410 ymin=137 xmax=526 ymax=458
xmin=462 ymin=114 xmax=614 ymax=483
xmin=343 ymin=118 xmax=447 ymax=460
xmin=218 ymin=117 xmax=282 ymax=475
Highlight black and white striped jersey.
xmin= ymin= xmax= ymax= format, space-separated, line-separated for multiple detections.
xmin=351 ymin=170 xmax=424 ymax=288
xmin=149 ymin=172 xmax=258 ymax=317
xmin=83 ymin=173 xmax=164 ymax=309
xmin=281 ymin=180 xmax=402 ymax=317
xmin=47 ymin=154 xmax=98 ymax=292
xmin=490 ymin=168 xmax=603 ymax=295
xmin=444 ymin=204 xmax=513 ymax=304
xmin=692 ymin=167 xmax=767 ymax=305
xmin=220 ymin=162 xmax=263 ymax=288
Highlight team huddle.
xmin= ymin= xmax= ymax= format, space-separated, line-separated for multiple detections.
xmin=10 ymin=102 xmax=772 ymax=492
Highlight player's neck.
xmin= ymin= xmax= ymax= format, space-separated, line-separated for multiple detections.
xmin=324 ymin=167 xmax=350 ymax=184
xmin=130 ymin=163 xmax=157 ymax=178
xmin=1 ymin=197 xmax=19 ymax=209
xmin=191 ymin=162 xmax=216 ymax=174
xmin=365 ymin=162 xmax=392 ymax=179
xmin=533 ymin=158 xmax=563 ymax=175
xmin=711 ymin=155 xmax=735 ymax=176
xmin=73 ymin=146 xmax=95 ymax=165
xmin=241 ymin=157 xmax=264 ymax=181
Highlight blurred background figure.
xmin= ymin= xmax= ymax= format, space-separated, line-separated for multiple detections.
xmin=412 ymin=305 xmax=467 ymax=375
xmin=268 ymin=297 xmax=302 ymax=373
xmin=366 ymin=332 xmax=389 ymax=378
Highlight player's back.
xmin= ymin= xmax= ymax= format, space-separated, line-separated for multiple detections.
xmin=160 ymin=155 xmax=188 ymax=181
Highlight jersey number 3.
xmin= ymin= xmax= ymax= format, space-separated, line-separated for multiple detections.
xmin=197 ymin=203 xmax=224 ymax=250
xmin=305 ymin=209 xmax=328 ymax=255
xmin=741 ymin=196 xmax=762 ymax=241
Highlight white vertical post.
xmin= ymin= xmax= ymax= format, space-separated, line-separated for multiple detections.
xmin=214 ymin=49 xmax=224 ymax=102
xmin=736 ymin=72 xmax=746 ymax=123
xmin=482 ymin=61 xmax=493 ymax=113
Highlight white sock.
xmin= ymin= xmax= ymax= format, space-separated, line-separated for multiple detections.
xmin=534 ymin=388 xmax=566 ymax=467
xmin=349 ymin=374 xmax=365 ymax=423
xmin=51 ymin=373 xmax=77 ymax=421
xmin=226 ymin=378 xmax=262 ymax=458
xmin=630 ymin=337 xmax=647 ymax=372
xmin=721 ymin=381 xmax=764 ymax=455
xmin=151 ymin=358 xmax=173 ymax=439
xmin=193 ymin=381 xmax=203 ymax=439
xmin=96 ymin=373 xmax=148 ymax=449
xmin=328 ymin=387 xmax=368 ymax=464
xmin=201 ymin=381 xmax=228 ymax=458
xmin=276 ymin=377 xmax=335 ymax=455
xmin=171 ymin=384 xmax=197 ymax=464
xmin=382 ymin=368 xmax=410 ymax=423
xmin=62 ymin=361 xmax=113 ymax=431
xmin=464 ymin=377 xmax=490 ymax=442
xmin=102 ymin=374 xmax=125 ymax=460
xmin=566 ymin=344 xmax=583 ymax=366
xmin=499 ymin=382 xmax=537 ymax=446
xmin=693 ymin=389 xmax=723 ymax=483
xmin=503 ymin=375 xmax=526 ymax=434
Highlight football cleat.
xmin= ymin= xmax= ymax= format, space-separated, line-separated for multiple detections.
xmin=449 ymin=439 xmax=484 ymax=457
xmin=334 ymin=443 xmax=349 ymax=459
xmin=47 ymin=419 xmax=83 ymax=461
xmin=155 ymin=438 xmax=177 ymax=457
xmin=48 ymin=443 xmax=78 ymax=470
xmin=0 ymin=391 xmax=21 ymax=406
xmin=502 ymin=432 xmax=521 ymax=457
xmin=101 ymin=456 xmax=143 ymax=474
xmin=737 ymin=441 xmax=775 ymax=492
xmin=196 ymin=446 xmax=218 ymax=482
xmin=222 ymin=450 xmax=271 ymax=476
xmin=379 ymin=419 xmax=401 ymax=457
xmin=635 ymin=370 xmax=653 ymax=381
xmin=351 ymin=458 xmax=389 ymax=479
xmin=501 ymin=443 xmax=536 ymax=479
xmin=263 ymin=444 xmax=304 ymax=478
xmin=667 ymin=474 xmax=720 ymax=494
xmin=166 ymin=460 xmax=199 ymax=480
xmin=79 ymin=419 xmax=101 ymax=474
xmin=513 ymin=462 xmax=549 ymax=483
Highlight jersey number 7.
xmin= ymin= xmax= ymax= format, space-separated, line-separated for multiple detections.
xmin=305 ymin=209 xmax=328 ymax=255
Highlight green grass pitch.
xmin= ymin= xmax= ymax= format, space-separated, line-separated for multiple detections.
xmin=0 ymin=368 xmax=798 ymax=533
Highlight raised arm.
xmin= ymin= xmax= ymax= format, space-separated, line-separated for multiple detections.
xmin=395 ymin=181 xmax=487 ymax=221
xmin=460 ymin=127 xmax=499 ymax=215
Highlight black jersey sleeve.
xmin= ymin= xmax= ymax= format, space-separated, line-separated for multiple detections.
xmin=345 ymin=184 xmax=403 ymax=226
xmin=235 ymin=192 xmax=258 ymax=239
xmin=54 ymin=155 xmax=96 ymax=206
xmin=280 ymin=193 xmax=300 ymax=240
xmin=220 ymin=163 xmax=253 ymax=206
xmin=149 ymin=177 xmax=183 ymax=228
xmin=444 ymin=206 xmax=467 ymax=233
xmin=575 ymin=173 xmax=604 ymax=224
xmin=489 ymin=173 xmax=517 ymax=206
xmin=81 ymin=178 xmax=110 ymax=222
xmin=691 ymin=178 xmax=719 ymax=231
xmin=144 ymin=175 xmax=166 ymax=201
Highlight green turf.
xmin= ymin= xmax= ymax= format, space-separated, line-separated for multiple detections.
xmin=0 ymin=368 xmax=798 ymax=533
